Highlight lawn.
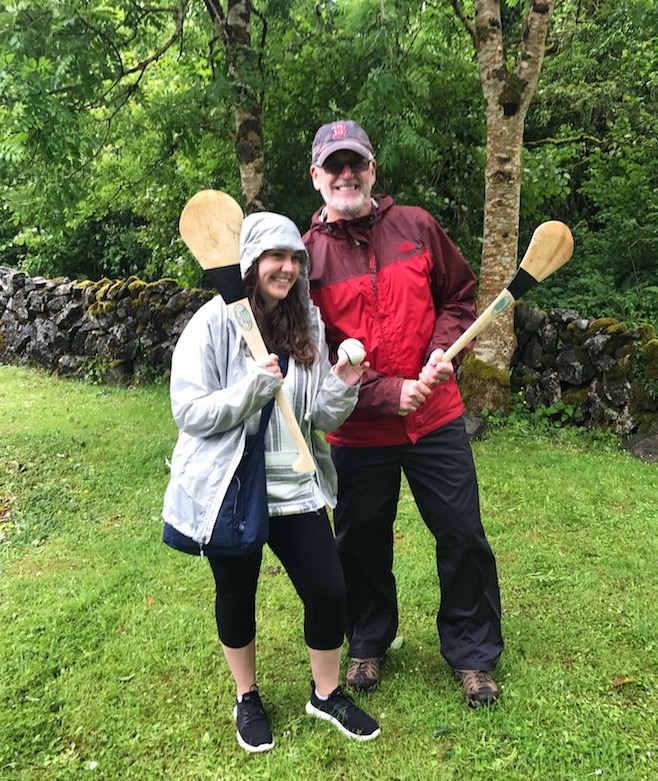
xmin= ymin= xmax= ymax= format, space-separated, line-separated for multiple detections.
xmin=1 ymin=365 xmax=657 ymax=780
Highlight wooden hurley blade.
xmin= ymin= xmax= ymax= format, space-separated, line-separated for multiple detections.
xmin=519 ymin=220 xmax=574 ymax=283
xmin=179 ymin=190 xmax=244 ymax=270
xmin=442 ymin=220 xmax=574 ymax=364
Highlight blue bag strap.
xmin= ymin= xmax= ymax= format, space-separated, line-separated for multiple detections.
xmin=257 ymin=398 xmax=275 ymax=438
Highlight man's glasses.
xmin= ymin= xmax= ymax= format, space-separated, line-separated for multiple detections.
xmin=321 ymin=158 xmax=371 ymax=175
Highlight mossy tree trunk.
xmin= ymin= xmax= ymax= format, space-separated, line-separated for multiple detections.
xmin=204 ymin=0 xmax=268 ymax=213
xmin=450 ymin=0 xmax=555 ymax=412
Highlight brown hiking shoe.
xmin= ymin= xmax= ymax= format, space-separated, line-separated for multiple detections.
xmin=346 ymin=657 xmax=381 ymax=692
xmin=453 ymin=669 xmax=500 ymax=708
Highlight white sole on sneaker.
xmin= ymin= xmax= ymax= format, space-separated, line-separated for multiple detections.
xmin=233 ymin=705 xmax=275 ymax=753
xmin=305 ymin=701 xmax=381 ymax=742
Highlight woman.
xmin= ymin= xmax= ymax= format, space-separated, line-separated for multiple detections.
xmin=162 ymin=212 xmax=380 ymax=752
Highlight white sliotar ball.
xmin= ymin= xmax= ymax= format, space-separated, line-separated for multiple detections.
xmin=337 ymin=338 xmax=366 ymax=366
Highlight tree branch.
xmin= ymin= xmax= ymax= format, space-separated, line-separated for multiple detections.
xmin=250 ymin=2 xmax=268 ymax=78
xmin=120 ymin=2 xmax=186 ymax=79
xmin=525 ymin=133 xmax=603 ymax=148
xmin=449 ymin=0 xmax=476 ymax=46
xmin=69 ymin=1 xmax=186 ymax=109
xmin=203 ymin=0 xmax=227 ymax=44
xmin=517 ymin=1 xmax=554 ymax=84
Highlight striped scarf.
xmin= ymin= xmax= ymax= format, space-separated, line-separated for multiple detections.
xmin=263 ymin=357 xmax=324 ymax=517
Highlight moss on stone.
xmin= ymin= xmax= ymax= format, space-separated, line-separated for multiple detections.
xmin=459 ymin=352 xmax=511 ymax=414
xmin=574 ymin=344 xmax=592 ymax=364
xmin=637 ymin=324 xmax=657 ymax=343
xmin=642 ymin=339 xmax=658 ymax=380
xmin=94 ymin=282 xmax=112 ymax=302
xmin=128 ymin=279 xmax=147 ymax=295
xmin=605 ymin=362 xmax=630 ymax=383
xmin=107 ymin=280 xmax=127 ymax=300
xmin=586 ymin=317 xmax=620 ymax=337
xmin=87 ymin=299 xmax=117 ymax=319
xmin=562 ymin=387 xmax=590 ymax=407
xmin=605 ymin=323 xmax=628 ymax=335
xmin=630 ymin=381 xmax=658 ymax=413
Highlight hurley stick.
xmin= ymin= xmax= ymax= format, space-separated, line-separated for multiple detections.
xmin=179 ymin=189 xmax=316 ymax=474
xmin=442 ymin=221 xmax=574 ymax=362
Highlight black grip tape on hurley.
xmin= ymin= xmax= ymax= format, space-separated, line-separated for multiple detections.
xmin=506 ymin=266 xmax=538 ymax=301
xmin=204 ymin=265 xmax=245 ymax=304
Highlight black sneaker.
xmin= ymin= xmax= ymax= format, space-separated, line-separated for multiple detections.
xmin=305 ymin=682 xmax=381 ymax=741
xmin=233 ymin=689 xmax=275 ymax=752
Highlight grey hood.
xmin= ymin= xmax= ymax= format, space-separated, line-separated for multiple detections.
xmin=239 ymin=212 xmax=309 ymax=302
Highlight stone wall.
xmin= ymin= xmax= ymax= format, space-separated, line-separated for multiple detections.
xmin=2 ymin=267 xmax=657 ymax=459
xmin=0 ymin=268 xmax=212 ymax=384
xmin=512 ymin=302 xmax=658 ymax=460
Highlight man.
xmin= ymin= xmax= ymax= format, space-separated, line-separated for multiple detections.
xmin=302 ymin=120 xmax=504 ymax=708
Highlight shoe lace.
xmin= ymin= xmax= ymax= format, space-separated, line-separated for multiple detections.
xmin=327 ymin=687 xmax=357 ymax=721
xmin=350 ymin=658 xmax=378 ymax=677
xmin=460 ymin=670 xmax=495 ymax=692
xmin=240 ymin=693 xmax=267 ymax=724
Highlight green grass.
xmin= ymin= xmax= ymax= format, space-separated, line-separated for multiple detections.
xmin=1 ymin=364 xmax=657 ymax=781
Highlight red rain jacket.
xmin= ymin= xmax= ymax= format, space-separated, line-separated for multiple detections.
xmin=303 ymin=195 xmax=478 ymax=447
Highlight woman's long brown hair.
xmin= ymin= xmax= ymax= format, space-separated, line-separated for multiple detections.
xmin=243 ymin=263 xmax=317 ymax=367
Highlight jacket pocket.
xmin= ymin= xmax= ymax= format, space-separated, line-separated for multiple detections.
xmin=206 ymin=435 xmax=269 ymax=555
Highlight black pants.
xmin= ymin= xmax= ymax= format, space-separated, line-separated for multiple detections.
xmin=207 ymin=509 xmax=346 ymax=651
xmin=332 ymin=416 xmax=503 ymax=671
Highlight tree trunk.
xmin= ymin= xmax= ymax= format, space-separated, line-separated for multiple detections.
xmin=451 ymin=0 xmax=555 ymax=411
xmin=205 ymin=0 xmax=268 ymax=213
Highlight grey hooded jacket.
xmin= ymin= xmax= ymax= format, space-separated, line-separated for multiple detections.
xmin=162 ymin=212 xmax=358 ymax=545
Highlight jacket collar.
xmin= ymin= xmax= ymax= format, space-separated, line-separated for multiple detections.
xmin=312 ymin=194 xmax=394 ymax=234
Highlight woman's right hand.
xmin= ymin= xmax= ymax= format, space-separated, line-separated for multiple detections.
xmin=333 ymin=354 xmax=369 ymax=387
xmin=258 ymin=353 xmax=283 ymax=381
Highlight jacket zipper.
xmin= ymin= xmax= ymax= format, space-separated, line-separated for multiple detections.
xmin=200 ymin=475 xmax=242 ymax=557
xmin=368 ymin=246 xmax=377 ymax=297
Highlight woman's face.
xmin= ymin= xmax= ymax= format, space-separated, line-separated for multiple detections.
xmin=256 ymin=249 xmax=304 ymax=311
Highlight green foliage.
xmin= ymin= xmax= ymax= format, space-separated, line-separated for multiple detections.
xmin=0 ymin=0 xmax=657 ymax=325
xmin=263 ymin=0 xmax=486 ymax=262
xmin=526 ymin=250 xmax=658 ymax=327
xmin=0 ymin=0 xmax=238 ymax=282
xmin=525 ymin=0 xmax=658 ymax=324
xmin=531 ymin=399 xmax=584 ymax=428
xmin=634 ymin=339 xmax=658 ymax=401
xmin=482 ymin=393 xmax=587 ymax=433
xmin=520 ymin=146 xmax=572 ymax=223
xmin=15 ymin=211 xmax=151 ymax=280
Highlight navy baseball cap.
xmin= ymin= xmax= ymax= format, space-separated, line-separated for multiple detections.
xmin=311 ymin=120 xmax=375 ymax=166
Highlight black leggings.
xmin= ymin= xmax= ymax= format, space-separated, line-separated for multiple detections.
xmin=207 ymin=509 xmax=346 ymax=650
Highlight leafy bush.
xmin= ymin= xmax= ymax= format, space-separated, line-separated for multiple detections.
xmin=14 ymin=212 xmax=152 ymax=281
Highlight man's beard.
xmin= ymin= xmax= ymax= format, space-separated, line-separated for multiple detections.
xmin=321 ymin=180 xmax=372 ymax=219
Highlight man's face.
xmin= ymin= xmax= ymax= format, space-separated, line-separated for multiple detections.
xmin=310 ymin=151 xmax=377 ymax=221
